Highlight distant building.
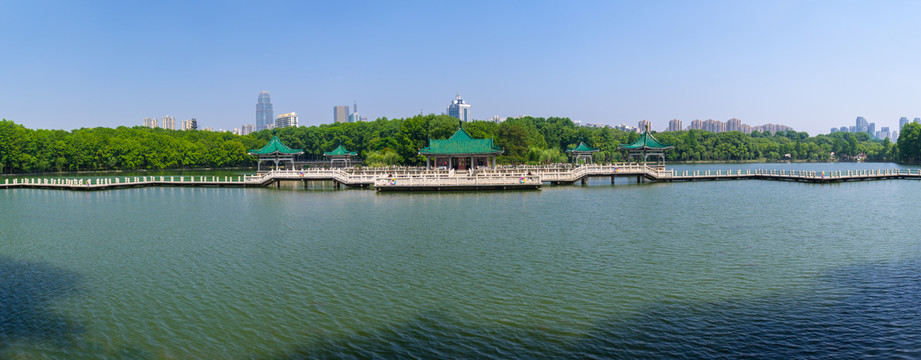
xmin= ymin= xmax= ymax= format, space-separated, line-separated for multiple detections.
xmin=880 ymin=127 xmax=891 ymax=140
xmin=703 ymin=119 xmax=726 ymax=133
xmin=726 ymin=118 xmax=743 ymax=132
xmin=180 ymin=118 xmax=198 ymax=130
xmin=334 ymin=106 xmax=349 ymax=123
xmin=914 ymin=118 xmax=920 ymax=124
xmin=839 ymin=126 xmax=848 ymax=133
xmin=241 ymin=124 xmax=255 ymax=135
xmin=203 ymin=127 xmax=213 ymax=131
xmin=447 ymin=94 xmax=471 ymax=122
xmin=667 ymin=119 xmax=682 ymax=132
xmin=637 ymin=120 xmax=651 ymax=132
xmin=348 ymin=102 xmax=362 ymax=123
xmin=868 ymin=122 xmax=876 ymax=138
xmin=256 ymin=91 xmax=274 ymax=131
xmin=900 ymin=117 xmax=910 ymax=131
xmin=275 ymin=112 xmax=298 ymax=128
xmin=893 ymin=131 xmax=899 ymax=141
xmin=142 ymin=117 xmax=159 ymax=128
xmin=161 ymin=115 xmax=175 ymax=130
xmin=233 ymin=128 xmax=240 ymax=135
xmin=856 ymin=116 xmax=868 ymax=133
xmin=688 ymin=119 xmax=703 ymax=130
xmin=831 ymin=128 xmax=839 ymax=134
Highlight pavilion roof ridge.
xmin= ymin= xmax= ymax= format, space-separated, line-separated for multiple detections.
xmin=618 ymin=130 xmax=674 ymax=150
xmin=248 ymin=136 xmax=304 ymax=155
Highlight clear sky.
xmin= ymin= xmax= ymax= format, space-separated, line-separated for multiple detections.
xmin=2 ymin=0 xmax=920 ymax=135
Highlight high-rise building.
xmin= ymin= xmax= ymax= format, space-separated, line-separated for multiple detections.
xmin=142 ymin=117 xmax=158 ymax=128
xmin=726 ymin=118 xmax=742 ymax=132
xmin=256 ymin=91 xmax=274 ymax=131
xmin=348 ymin=102 xmax=361 ymax=123
xmin=334 ymin=106 xmax=349 ymax=123
xmin=688 ymin=119 xmax=703 ymax=130
xmin=637 ymin=120 xmax=652 ymax=132
xmin=447 ymin=94 xmax=471 ymax=122
xmin=275 ymin=112 xmax=298 ymax=128
xmin=880 ymin=127 xmax=891 ymax=140
xmin=900 ymin=117 xmax=910 ymax=131
xmin=840 ymin=126 xmax=848 ymax=133
xmin=702 ymin=119 xmax=726 ymax=133
xmin=868 ymin=123 xmax=876 ymax=138
xmin=241 ymin=124 xmax=255 ymax=135
xmin=667 ymin=119 xmax=682 ymax=132
xmin=161 ymin=115 xmax=175 ymax=130
xmin=914 ymin=118 xmax=920 ymax=124
xmin=855 ymin=116 xmax=868 ymax=133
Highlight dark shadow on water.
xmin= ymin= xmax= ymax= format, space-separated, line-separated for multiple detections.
xmin=271 ymin=259 xmax=921 ymax=359
xmin=0 ymin=256 xmax=84 ymax=351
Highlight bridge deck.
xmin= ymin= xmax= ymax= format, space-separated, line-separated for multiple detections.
xmin=3 ymin=166 xmax=921 ymax=191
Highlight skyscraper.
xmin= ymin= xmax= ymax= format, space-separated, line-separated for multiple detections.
xmin=868 ymin=122 xmax=876 ymax=138
xmin=856 ymin=116 xmax=868 ymax=133
xmin=638 ymin=120 xmax=651 ymax=132
xmin=161 ymin=115 xmax=175 ymax=130
xmin=275 ymin=112 xmax=298 ymax=128
xmin=256 ymin=91 xmax=274 ymax=131
xmin=334 ymin=106 xmax=349 ymax=123
xmin=349 ymin=102 xmax=361 ymax=123
xmin=447 ymin=94 xmax=471 ymax=122
xmin=241 ymin=124 xmax=255 ymax=135
xmin=667 ymin=119 xmax=682 ymax=132
xmin=900 ymin=117 xmax=910 ymax=131
xmin=142 ymin=117 xmax=158 ymax=128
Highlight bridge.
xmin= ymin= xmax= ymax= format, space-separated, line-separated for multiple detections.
xmin=3 ymin=165 xmax=921 ymax=191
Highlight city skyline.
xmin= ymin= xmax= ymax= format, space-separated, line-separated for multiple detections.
xmin=2 ymin=1 xmax=921 ymax=136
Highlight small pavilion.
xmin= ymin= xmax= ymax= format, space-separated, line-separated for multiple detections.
xmin=419 ymin=127 xmax=504 ymax=170
xmin=324 ymin=144 xmax=358 ymax=167
xmin=248 ymin=135 xmax=304 ymax=172
xmin=618 ymin=128 xmax=674 ymax=168
xmin=567 ymin=141 xmax=600 ymax=164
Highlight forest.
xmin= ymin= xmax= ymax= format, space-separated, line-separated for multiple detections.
xmin=0 ymin=116 xmax=906 ymax=174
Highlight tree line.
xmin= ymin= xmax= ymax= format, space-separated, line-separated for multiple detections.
xmin=0 ymin=116 xmax=908 ymax=174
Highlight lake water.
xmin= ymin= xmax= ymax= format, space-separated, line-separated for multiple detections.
xmin=2 ymin=163 xmax=921 ymax=358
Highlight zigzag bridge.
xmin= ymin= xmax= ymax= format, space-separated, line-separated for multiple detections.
xmin=2 ymin=164 xmax=921 ymax=192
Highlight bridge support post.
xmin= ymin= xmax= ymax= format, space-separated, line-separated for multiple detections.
xmin=611 ymin=175 xmax=615 ymax=184
xmin=581 ymin=178 xmax=587 ymax=185
xmin=637 ymin=176 xmax=642 ymax=184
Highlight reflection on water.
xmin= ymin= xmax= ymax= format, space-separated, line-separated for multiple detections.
xmin=2 ymin=165 xmax=921 ymax=358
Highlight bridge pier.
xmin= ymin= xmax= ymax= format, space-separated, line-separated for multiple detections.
xmin=611 ymin=175 xmax=615 ymax=184
xmin=581 ymin=178 xmax=587 ymax=185
xmin=637 ymin=176 xmax=643 ymax=184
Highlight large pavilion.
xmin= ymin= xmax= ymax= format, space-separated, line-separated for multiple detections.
xmin=248 ymin=135 xmax=304 ymax=172
xmin=323 ymin=144 xmax=358 ymax=167
xmin=619 ymin=129 xmax=674 ymax=168
xmin=419 ymin=128 xmax=504 ymax=170
xmin=567 ymin=141 xmax=600 ymax=164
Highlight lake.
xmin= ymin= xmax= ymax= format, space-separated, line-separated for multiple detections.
xmin=2 ymin=162 xmax=920 ymax=358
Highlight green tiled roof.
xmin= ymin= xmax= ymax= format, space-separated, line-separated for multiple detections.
xmin=248 ymin=136 xmax=304 ymax=155
xmin=619 ymin=131 xmax=674 ymax=150
xmin=567 ymin=141 xmax=599 ymax=153
xmin=324 ymin=145 xmax=357 ymax=156
xmin=419 ymin=128 xmax=504 ymax=155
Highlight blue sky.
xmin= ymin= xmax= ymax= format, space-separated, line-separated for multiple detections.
xmin=2 ymin=0 xmax=920 ymax=135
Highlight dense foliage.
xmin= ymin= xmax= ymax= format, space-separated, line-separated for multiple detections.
xmin=0 ymin=120 xmax=261 ymax=173
xmin=0 ymin=116 xmax=901 ymax=174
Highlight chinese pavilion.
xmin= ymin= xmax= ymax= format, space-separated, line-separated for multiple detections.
xmin=323 ymin=145 xmax=358 ymax=167
xmin=248 ymin=135 xmax=304 ymax=172
xmin=618 ymin=129 xmax=674 ymax=167
xmin=419 ymin=128 xmax=504 ymax=170
xmin=567 ymin=141 xmax=600 ymax=164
